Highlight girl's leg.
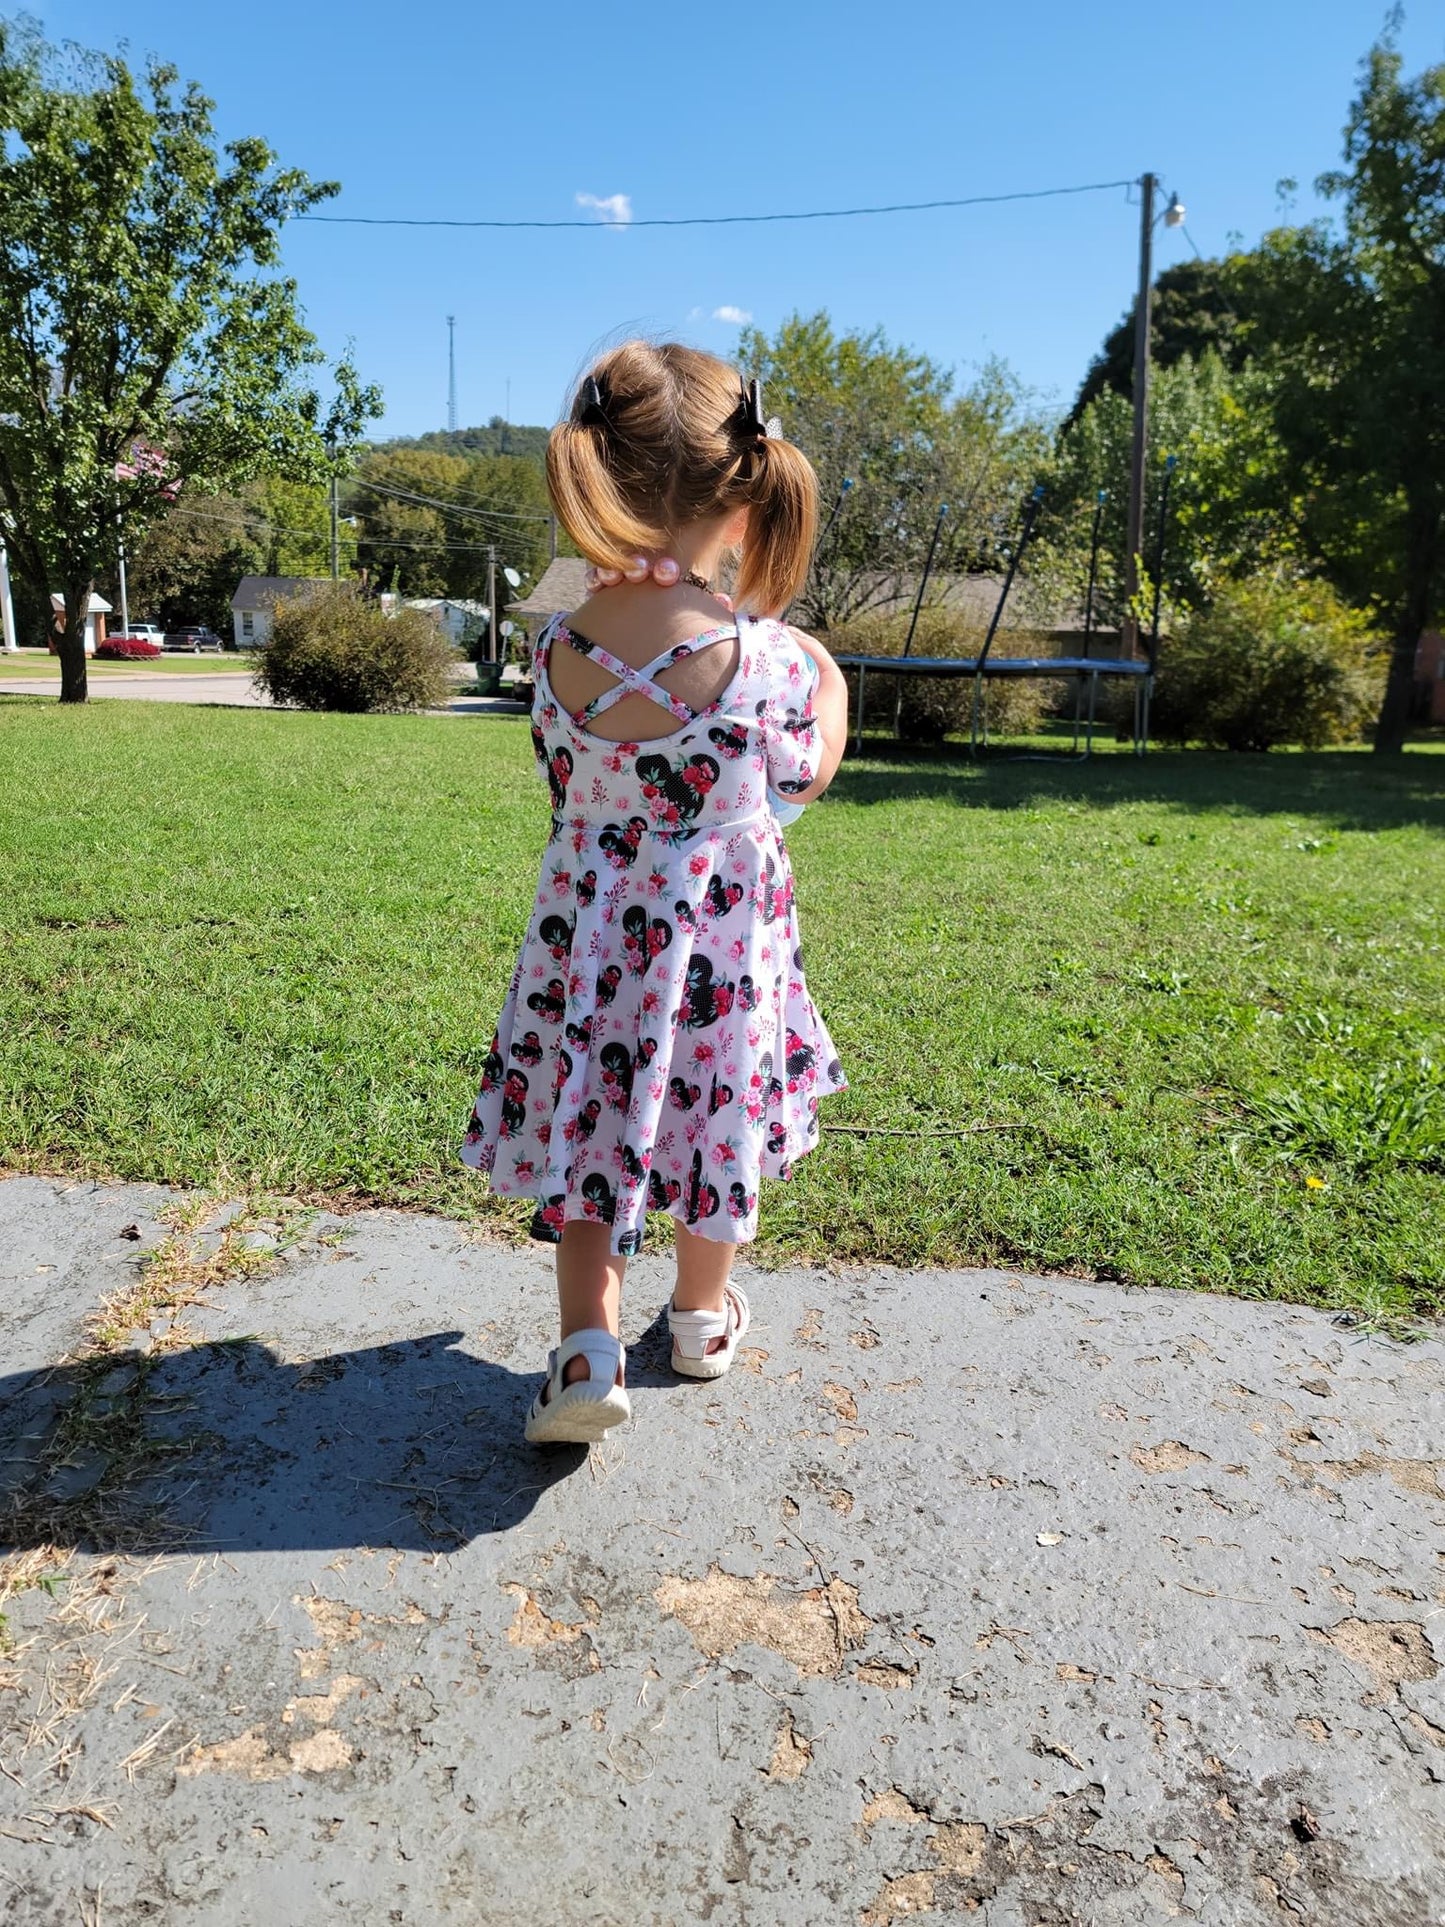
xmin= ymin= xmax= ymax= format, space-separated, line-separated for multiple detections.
xmin=672 ymin=1222 xmax=737 ymax=1356
xmin=555 ymin=1221 xmax=626 ymax=1387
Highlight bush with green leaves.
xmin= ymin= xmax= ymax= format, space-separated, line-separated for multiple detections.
xmin=829 ymin=607 xmax=1054 ymax=743
xmin=1152 ymin=574 xmax=1384 ymax=751
xmin=253 ymin=586 xmax=459 ymax=714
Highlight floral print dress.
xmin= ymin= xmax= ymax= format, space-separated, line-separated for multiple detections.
xmin=461 ymin=610 xmax=847 ymax=1256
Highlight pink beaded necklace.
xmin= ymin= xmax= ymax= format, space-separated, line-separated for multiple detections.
xmin=585 ymin=555 xmax=734 ymax=611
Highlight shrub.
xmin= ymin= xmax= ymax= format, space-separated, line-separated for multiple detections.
xmin=253 ymin=585 xmax=460 ymax=714
xmin=829 ymin=607 xmax=1055 ymax=744
xmin=96 ymin=637 xmax=162 ymax=660
xmin=1152 ymin=574 xmax=1384 ymax=751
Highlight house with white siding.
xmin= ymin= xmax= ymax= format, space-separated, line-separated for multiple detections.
xmin=229 ymin=576 xmax=328 ymax=649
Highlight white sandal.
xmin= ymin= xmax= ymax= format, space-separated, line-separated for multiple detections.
xmin=524 ymin=1328 xmax=630 ymax=1444
xmin=669 ymin=1283 xmax=751 ymax=1381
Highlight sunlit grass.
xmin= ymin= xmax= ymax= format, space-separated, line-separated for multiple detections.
xmin=2 ymin=698 xmax=1441 ymax=1317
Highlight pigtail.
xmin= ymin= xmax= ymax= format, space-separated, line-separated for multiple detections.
xmin=732 ymin=436 xmax=818 ymax=618
xmin=544 ymin=341 xmax=821 ymax=612
xmin=546 ymin=415 xmax=662 ymax=569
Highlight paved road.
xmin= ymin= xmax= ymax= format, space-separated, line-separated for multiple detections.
xmin=2 ymin=1174 xmax=1442 ymax=1924
xmin=0 ymin=669 xmax=275 ymax=705
xmin=0 ymin=669 xmax=529 ymax=714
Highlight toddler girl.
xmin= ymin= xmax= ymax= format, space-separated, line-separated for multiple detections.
xmin=461 ymin=340 xmax=849 ymax=1443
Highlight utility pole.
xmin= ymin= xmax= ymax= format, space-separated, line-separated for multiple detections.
xmin=329 ymin=441 xmax=340 ymax=582
xmin=447 ymin=316 xmax=458 ymax=436
xmin=1122 ymin=172 xmax=1157 ymax=658
xmin=0 ymin=537 xmax=16 ymax=653
xmin=549 ymin=513 xmax=558 ymax=562
xmin=487 ymin=544 xmax=497 ymax=663
xmin=115 ymin=497 xmax=131 ymax=635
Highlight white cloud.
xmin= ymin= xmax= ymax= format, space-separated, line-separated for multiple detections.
xmin=576 ymin=192 xmax=632 ymax=228
xmin=712 ymin=305 xmax=752 ymax=324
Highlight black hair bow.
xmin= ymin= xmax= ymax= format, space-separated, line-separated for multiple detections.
xmin=579 ymin=376 xmax=608 ymax=426
xmin=738 ymin=378 xmax=783 ymax=442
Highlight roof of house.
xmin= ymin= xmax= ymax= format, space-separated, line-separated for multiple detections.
xmin=836 ymin=573 xmax=1094 ymax=634
xmin=403 ymin=596 xmax=490 ymax=617
xmin=503 ymin=558 xmax=1095 ymax=636
xmin=50 ymin=591 xmax=112 ymax=615
xmin=510 ymin=557 xmax=589 ymax=619
xmin=230 ymin=575 xmax=329 ymax=612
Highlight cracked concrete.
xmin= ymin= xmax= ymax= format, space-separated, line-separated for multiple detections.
xmin=1 ymin=1173 xmax=1443 ymax=1925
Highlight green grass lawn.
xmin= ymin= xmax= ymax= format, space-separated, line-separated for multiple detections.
xmin=0 ymin=651 xmax=249 ymax=676
xmin=2 ymin=698 xmax=1441 ymax=1318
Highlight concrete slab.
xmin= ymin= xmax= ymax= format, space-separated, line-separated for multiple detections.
xmin=1 ymin=1175 xmax=1442 ymax=1925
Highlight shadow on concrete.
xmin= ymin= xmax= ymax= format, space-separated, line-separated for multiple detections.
xmin=0 ymin=1329 xmax=599 ymax=1554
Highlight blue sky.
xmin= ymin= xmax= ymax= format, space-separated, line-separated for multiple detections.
xmin=35 ymin=1 xmax=1444 ymax=437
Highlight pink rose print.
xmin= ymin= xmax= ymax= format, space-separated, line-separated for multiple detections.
xmin=688 ymin=853 xmax=710 ymax=877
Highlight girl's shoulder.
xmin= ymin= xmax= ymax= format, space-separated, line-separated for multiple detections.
xmin=739 ymin=614 xmax=821 ymax=705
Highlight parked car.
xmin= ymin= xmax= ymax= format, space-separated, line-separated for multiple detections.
xmin=116 ymin=622 xmax=166 ymax=648
xmin=163 ymin=624 xmax=223 ymax=653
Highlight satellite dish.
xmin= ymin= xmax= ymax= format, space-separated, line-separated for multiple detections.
xmin=501 ymin=621 xmax=514 ymax=638
xmin=503 ymin=567 xmax=522 ymax=590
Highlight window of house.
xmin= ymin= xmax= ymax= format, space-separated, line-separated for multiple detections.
xmin=241 ymin=612 xmax=253 ymax=638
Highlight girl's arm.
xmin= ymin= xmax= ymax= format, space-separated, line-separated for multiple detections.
xmin=785 ymin=627 xmax=849 ymax=804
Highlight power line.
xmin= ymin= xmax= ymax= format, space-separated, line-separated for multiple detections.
xmin=298 ymin=176 xmax=1137 ymax=232
xmin=348 ymin=474 xmax=552 ymax=525
xmin=168 ymin=502 xmax=506 ymax=556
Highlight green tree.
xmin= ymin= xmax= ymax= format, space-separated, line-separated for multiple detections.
xmin=119 ymin=490 xmax=260 ymax=633
xmin=739 ymin=312 xmax=1043 ymax=629
xmin=348 ymin=447 xmax=550 ymax=603
xmin=1040 ymin=352 xmax=1299 ymax=630
xmin=248 ymin=476 xmax=356 ymax=579
xmin=1068 ymin=258 xmax=1256 ymax=425
xmin=1240 ymin=27 xmax=1445 ymax=751
xmin=0 ymin=21 xmax=379 ymax=701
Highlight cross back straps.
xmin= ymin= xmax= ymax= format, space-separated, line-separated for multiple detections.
xmin=551 ymin=620 xmax=740 ymax=728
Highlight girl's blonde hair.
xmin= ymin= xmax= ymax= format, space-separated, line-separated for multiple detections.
xmin=546 ymin=341 xmax=818 ymax=617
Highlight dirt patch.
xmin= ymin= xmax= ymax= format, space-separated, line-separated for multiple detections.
xmin=1130 ymin=1439 xmax=1211 ymax=1474
xmin=819 ymin=1381 xmax=858 ymax=1423
xmin=654 ymin=1565 xmax=872 ymax=1677
xmin=1289 ymin=1450 xmax=1445 ymax=1502
xmin=502 ymin=1583 xmax=601 ymax=1677
xmin=294 ymin=1594 xmax=433 ymax=1679
xmin=179 ymin=1722 xmax=354 ymax=1780
xmin=860 ymin=1787 xmax=928 ymax=1829
xmin=762 ymin=1708 xmax=812 ymax=1782
xmin=1309 ymin=1617 xmax=1437 ymax=1704
xmin=855 ymin=1657 xmax=917 ymax=1691
xmin=851 ymin=1760 xmax=1433 ymax=1927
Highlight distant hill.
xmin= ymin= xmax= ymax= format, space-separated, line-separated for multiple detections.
xmin=374 ymin=418 xmax=549 ymax=466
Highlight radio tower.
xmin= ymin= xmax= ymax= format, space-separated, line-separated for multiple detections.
xmin=446 ymin=315 xmax=457 ymax=435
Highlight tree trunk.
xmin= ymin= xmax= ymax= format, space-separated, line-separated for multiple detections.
xmin=1373 ymin=494 xmax=1439 ymax=754
xmin=57 ymin=583 xmax=90 ymax=704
